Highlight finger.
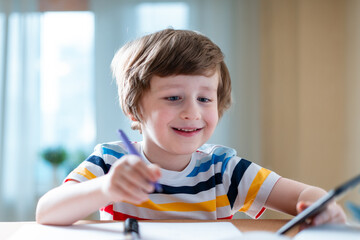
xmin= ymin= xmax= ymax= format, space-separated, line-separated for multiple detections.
xmin=335 ymin=209 xmax=347 ymax=223
xmin=312 ymin=209 xmax=331 ymax=225
xmin=296 ymin=201 xmax=318 ymax=227
xmin=296 ymin=201 xmax=311 ymax=213
xmin=126 ymin=156 xmax=162 ymax=190
xmin=111 ymin=161 xmax=154 ymax=193
xmin=299 ymin=222 xmax=311 ymax=231
xmin=334 ymin=204 xmax=347 ymax=223
xmin=102 ymin=174 xmax=148 ymax=204
xmin=112 ymin=177 xmax=149 ymax=203
xmin=127 ymin=155 xmax=158 ymax=182
xmin=313 ymin=204 xmax=347 ymax=225
xmin=110 ymin=156 xmax=159 ymax=196
xmin=123 ymin=169 xmax=155 ymax=193
xmin=107 ymin=161 xmax=152 ymax=199
xmin=147 ymin=164 xmax=162 ymax=182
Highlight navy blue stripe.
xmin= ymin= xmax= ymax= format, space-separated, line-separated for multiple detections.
xmin=227 ymin=159 xmax=251 ymax=209
xmin=154 ymin=173 xmax=223 ymax=194
xmin=86 ymin=155 xmax=111 ymax=174
xmin=187 ymin=153 xmax=226 ymax=177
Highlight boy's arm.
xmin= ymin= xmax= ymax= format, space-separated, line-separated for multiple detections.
xmin=36 ymin=155 xmax=161 ymax=225
xmin=265 ymin=178 xmax=346 ymax=225
xmin=36 ymin=178 xmax=110 ymax=225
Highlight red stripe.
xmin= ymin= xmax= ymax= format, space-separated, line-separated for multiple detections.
xmin=255 ymin=207 xmax=266 ymax=219
xmin=217 ymin=215 xmax=233 ymax=220
xmin=100 ymin=205 xmax=149 ymax=220
xmin=113 ymin=212 xmax=149 ymax=221
xmin=100 ymin=205 xmax=114 ymax=215
xmin=64 ymin=179 xmax=79 ymax=183
xmin=100 ymin=205 xmax=236 ymax=220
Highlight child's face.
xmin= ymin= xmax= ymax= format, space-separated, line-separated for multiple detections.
xmin=139 ymin=73 xmax=219 ymax=159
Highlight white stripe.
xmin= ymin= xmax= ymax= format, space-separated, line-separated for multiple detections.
xmin=230 ymin=162 xmax=263 ymax=214
xmin=100 ymin=210 xmax=113 ymax=220
xmin=113 ymin=202 xmax=217 ymax=220
xmin=221 ymin=156 xmax=241 ymax=193
xmin=64 ymin=161 xmax=102 ymax=182
xmin=101 ymin=141 xmax=128 ymax=153
xmin=109 ymin=185 xmax=231 ymax=220
xmin=149 ymin=187 xmax=222 ymax=204
xmin=156 ymin=162 xmax=220 ymax=187
xmin=215 ymin=205 xmax=233 ymax=219
xmin=64 ymin=174 xmax=88 ymax=183
xmin=246 ymin=172 xmax=281 ymax=218
xmin=94 ymin=145 xmax=121 ymax=166
xmin=81 ymin=161 xmax=105 ymax=177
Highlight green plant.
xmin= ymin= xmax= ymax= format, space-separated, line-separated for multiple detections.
xmin=41 ymin=146 xmax=68 ymax=166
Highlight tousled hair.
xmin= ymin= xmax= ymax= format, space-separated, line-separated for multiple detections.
xmin=111 ymin=28 xmax=232 ymax=131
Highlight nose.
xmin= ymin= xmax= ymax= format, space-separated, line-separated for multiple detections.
xmin=180 ymin=99 xmax=201 ymax=120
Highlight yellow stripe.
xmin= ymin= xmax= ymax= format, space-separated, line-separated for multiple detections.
xmin=216 ymin=194 xmax=230 ymax=208
xmin=239 ymin=168 xmax=271 ymax=212
xmin=73 ymin=166 xmax=97 ymax=180
xmin=132 ymin=195 xmax=230 ymax=212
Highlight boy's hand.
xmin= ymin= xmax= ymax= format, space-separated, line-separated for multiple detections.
xmin=101 ymin=154 xmax=161 ymax=204
xmin=296 ymin=201 xmax=346 ymax=229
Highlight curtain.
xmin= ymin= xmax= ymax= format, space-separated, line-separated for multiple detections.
xmin=0 ymin=0 xmax=41 ymax=221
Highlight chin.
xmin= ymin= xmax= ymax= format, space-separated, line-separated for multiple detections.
xmin=169 ymin=143 xmax=203 ymax=155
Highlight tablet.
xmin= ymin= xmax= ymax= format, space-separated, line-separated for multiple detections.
xmin=277 ymin=174 xmax=360 ymax=235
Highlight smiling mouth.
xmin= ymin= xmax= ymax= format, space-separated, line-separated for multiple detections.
xmin=172 ymin=127 xmax=203 ymax=132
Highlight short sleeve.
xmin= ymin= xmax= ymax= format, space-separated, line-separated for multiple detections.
xmin=222 ymin=156 xmax=281 ymax=219
xmin=64 ymin=142 xmax=126 ymax=183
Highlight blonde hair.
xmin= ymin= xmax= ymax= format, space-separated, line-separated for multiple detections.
xmin=111 ymin=29 xmax=232 ymax=131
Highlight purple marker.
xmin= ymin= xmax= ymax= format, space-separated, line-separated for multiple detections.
xmin=118 ymin=129 xmax=162 ymax=192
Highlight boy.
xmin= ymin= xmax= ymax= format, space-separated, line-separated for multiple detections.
xmin=36 ymin=29 xmax=346 ymax=226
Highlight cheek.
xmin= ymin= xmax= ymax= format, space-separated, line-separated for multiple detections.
xmin=211 ymin=115 xmax=219 ymax=128
xmin=143 ymin=108 xmax=173 ymax=127
xmin=206 ymin=108 xmax=219 ymax=128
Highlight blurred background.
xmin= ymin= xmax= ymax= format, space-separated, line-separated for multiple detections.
xmin=0 ymin=0 xmax=359 ymax=222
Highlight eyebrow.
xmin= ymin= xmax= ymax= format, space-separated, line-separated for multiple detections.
xmin=156 ymin=84 xmax=217 ymax=92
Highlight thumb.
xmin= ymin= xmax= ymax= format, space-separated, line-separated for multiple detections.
xmin=148 ymin=164 xmax=161 ymax=181
xmin=296 ymin=201 xmax=311 ymax=214
xmin=296 ymin=201 xmax=315 ymax=230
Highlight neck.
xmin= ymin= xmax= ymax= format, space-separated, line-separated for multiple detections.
xmin=141 ymin=141 xmax=193 ymax=172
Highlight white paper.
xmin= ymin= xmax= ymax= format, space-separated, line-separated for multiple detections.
xmin=239 ymin=224 xmax=360 ymax=240
xmin=8 ymin=222 xmax=243 ymax=240
xmin=11 ymin=221 xmax=359 ymax=240
xmin=294 ymin=224 xmax=360 ymax=240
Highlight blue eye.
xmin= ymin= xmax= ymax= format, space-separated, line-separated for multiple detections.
xmin=198 ymin=97 xmax=211 ymax=103
xmin=166 ymin=96 xmax=180 ymax=101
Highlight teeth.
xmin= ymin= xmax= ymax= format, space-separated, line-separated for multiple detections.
xmin=176 ymin=128 xmax=198 ymax=132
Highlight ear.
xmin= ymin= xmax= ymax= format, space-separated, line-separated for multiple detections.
xmin=129 ymin=113 xmax=138 ymax=122
xmin=128 ymin=111 xmax=143 ymax=123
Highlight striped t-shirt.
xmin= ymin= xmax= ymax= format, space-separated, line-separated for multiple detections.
xmin=64 ymin=142 xmax=280 ymax=220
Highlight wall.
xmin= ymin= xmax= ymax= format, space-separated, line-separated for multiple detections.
xmin=346 ymin=0 xmax=360 ymax=211
xmin=260 ymin=0 xmax=359 ymax=219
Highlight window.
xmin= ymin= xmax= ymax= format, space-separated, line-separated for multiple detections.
xmin=136 ymin=2 xmax=189 ymax=35
xmin=37 ymin=12 xmax=95 ymax=192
